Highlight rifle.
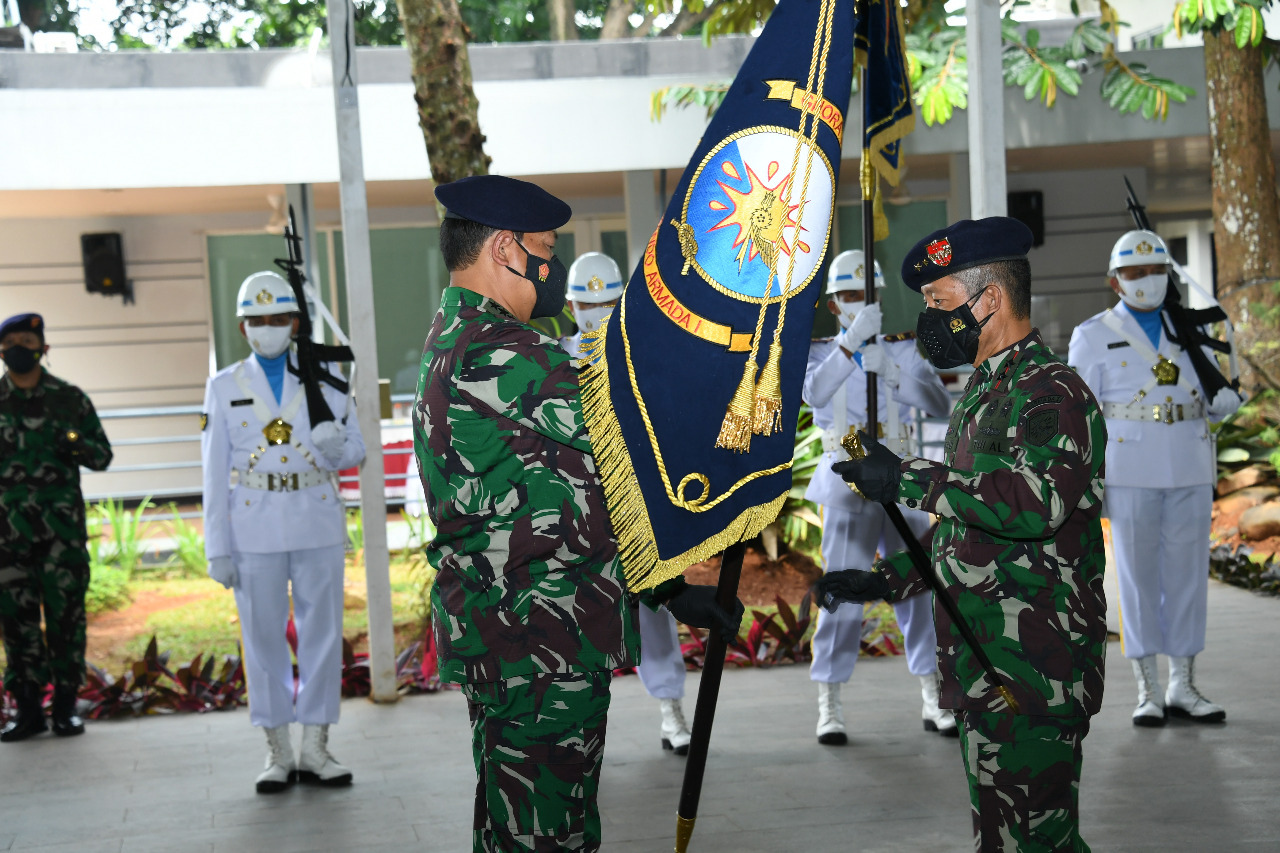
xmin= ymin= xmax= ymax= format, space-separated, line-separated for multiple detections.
xmin=275 ymin=207 xmax=355 ymax=428
xmin=1122 ymin=177 xmax=1237 ymax=398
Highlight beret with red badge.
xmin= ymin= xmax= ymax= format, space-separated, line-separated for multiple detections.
xmin=0 ymin=312 xmax=44 ymax=343
xmin=434 ymin=174 xmax=572 ymax=232
xmin=900 ymin=217 xmax=1034 ymax=293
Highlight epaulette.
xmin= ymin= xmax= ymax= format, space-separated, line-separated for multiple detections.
xmin=882 ymin=331 xmax=916 ymax=343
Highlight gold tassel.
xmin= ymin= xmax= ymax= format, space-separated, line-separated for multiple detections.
xmin=873 ymin=178 xmax=890 ymax=242
xmin=715 ymin=360 xmax=759 ymax=453
xmin=752 ymin=339 xmax=784 ymax=435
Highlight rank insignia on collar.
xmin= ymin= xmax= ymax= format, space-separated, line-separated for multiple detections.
xmin=200 ymin=413 xmax=208 ymax=431
xmin=263 ymin=417 xmax=293 ymax=446
xmin=1152 ymin=355 xmax=1179 ymax=386
xmin=926 ymin=237 xmax=953 ymax=266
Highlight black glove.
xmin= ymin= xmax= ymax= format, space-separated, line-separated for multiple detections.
xmin=813 ymin=569 xmax=891 ymax=613
xmin=665 ymin=584 xmax=745 ymax=644
xmin=831 ymin=429 xmax=903 ymax=504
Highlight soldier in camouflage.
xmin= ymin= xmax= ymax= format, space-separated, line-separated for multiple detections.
xmin=0 ymin=313 xmax=112 ymax=742
xmin=819 ymin=219 xmax=1107 ymax=853
xmin=414 ymin=175 xmax=741 ymax=853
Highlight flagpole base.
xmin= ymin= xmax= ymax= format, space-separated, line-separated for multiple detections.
xmin=675 ymin=814 xmax=697 ymax=853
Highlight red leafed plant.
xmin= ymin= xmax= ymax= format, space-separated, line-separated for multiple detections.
xmin=78 ymin=635 xmax=246 ymax=719
xmin=755 ymin=592 xmax=815 ymax=664
xmin=340 ymin=624 xmax=445 ymax=698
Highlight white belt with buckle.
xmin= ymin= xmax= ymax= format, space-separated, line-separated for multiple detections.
xmin=1102 ymin=400 xmax=1206 ymax=425
xmin=234 ymin=469 xmax=330 ymax=492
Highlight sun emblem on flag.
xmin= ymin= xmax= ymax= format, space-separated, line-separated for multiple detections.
xmin=707 ymin=161 xmax=806 ymax=275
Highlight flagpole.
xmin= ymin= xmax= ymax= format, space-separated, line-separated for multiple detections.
xmin=674 ymin=540 xmax=746 ymax=853
xmin=861 ymin=67 xmax=879 ymax=432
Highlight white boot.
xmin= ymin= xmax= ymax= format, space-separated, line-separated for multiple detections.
xmin=255 ymin=725 xmax=296 ymax=794
xmin=1166 ymin=656 xmax=1226 ymax=723
xmin=297 ymin=724 xmax=353 ymax=786
xmin=1131 ymin=656 xmax=1166 ymax=728
xmin=919 ymin=674 xmax=957 ymax=737
xmin=659 ymin=698 xmax=692 ymax=755
xmin=816 ymin=682 xmax=847 ymax=745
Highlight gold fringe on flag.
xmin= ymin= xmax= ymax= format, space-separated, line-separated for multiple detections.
xmin=715 ymin=359 xmax=759 ymax=452
xmin=577 ymin=320 xmax=788 ymax=591
xmin=752 ymin=339 xmax=784 ymax=435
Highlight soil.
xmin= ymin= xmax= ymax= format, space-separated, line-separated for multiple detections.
xmin=1211 ymin=498 xmax=1280 ymax=556
xmin=84 ymin=589 xmax=213 ymax=666
xmin=683 ymin=547 xmax=823 ymax=607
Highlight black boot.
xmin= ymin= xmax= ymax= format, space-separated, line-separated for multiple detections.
xmin=51 ymin=685 xmax=85 ymax=737
xmin=1 ymin=684 xmax=49 ymax=743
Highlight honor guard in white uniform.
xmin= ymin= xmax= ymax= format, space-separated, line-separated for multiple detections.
xmin=803 ymin=250 xmax=955 ymax=744
xmin=202 ymin=271 xmax=367 ymax=792
xmin=1068 ymin=231 xmax=1242 ymax=727
xmin=560 ymin=251 xmax=694 ymax=756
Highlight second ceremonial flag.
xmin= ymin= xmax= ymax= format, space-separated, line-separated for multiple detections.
xmin=580 ymin=0 xmax=913 ymax=591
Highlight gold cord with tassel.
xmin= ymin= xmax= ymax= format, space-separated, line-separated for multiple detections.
xmin=715 ymin=359 xmax=760 ymax=452
xmin=752 ymin=339 xmax=784 ymax=434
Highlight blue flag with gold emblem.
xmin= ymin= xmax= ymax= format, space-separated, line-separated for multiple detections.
xmin=580 ymin=0 xmax=912 ymax=591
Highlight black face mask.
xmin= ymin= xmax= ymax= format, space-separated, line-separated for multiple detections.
xmin=506 ymin=240 xmax=568 ymax=320
xmin=916 ymin=288 xmax=992 ymax=370
xmin=1 ymin=344 xmax=42 ymax=375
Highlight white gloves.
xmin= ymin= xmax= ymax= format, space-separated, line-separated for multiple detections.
xmin=311 ymin=420 xmax=347 ymax=466
xmin=208 ymin=556 xmax=237 ymax=590
xmin=1207 ymin=387 xmax=1244 ymax=420
xmin=860 ymin=343 xmax=900 ymax=385
xmin=837 ymin=303 xmax=882 ymax=354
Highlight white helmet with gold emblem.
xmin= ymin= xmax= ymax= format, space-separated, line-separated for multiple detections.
xmin=236 ymin=271 xmax=300 ymax=317
xmin=826 ymin=249 xmax=884 ymax=295
xmin=1108 ymin=230 xmax=1170 ymax=276
xmin=567 ymin=252 xmax=625 ymax=305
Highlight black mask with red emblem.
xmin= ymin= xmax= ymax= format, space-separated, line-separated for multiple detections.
xmin=506 ymin=239 xmax=569 ymax=320
xmin=915 ymin=287 xmax=991 ymax=370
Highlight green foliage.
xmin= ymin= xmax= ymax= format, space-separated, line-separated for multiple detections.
xmin=85 ymin=564 xmax=132 ymax=615
xmin=347 ymin=507 xmax=365 ymax=555
xmin=1214 ymin=389 xmax=1280 ymax=477
xmin=906 ymin=23 xmax=967 ymax=125
xmin=92 ymin=497 xmax=156 ymax=576
xmin=650 ymin=82 xmax=730 ymax=122
xmin=164 ymin=504 xmax=207 ymax=579
xmin=109 ymin=0 xmax=403 ymax=50
xmin=778 ymin=406 xmax=824 ymax=562
xmin=1173 ymin=0 xmax=1273 ymax=46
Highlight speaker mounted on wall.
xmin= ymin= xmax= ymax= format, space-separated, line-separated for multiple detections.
xmin=1006 ymin=190 xmax=1045 ymax=248
xmin=80 ymin=232 xmax=134 ymax=304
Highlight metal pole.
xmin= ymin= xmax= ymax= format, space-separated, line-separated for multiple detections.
xmin=325 ymin=0 xmax=397 ymax=703
xmin=674 ymin=541 xmax=746 ymax=853
xmin=966 ymin=0 xmax=1007 ymax=218
xmin=861 ymin=69 xmax=879 ymax=431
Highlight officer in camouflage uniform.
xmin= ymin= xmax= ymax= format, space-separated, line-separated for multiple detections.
xmin=414 ymin=175 xmax=741 ymax=853
xmin=1 ymin=312 xmax=112 ymax=742
xmin=819 ymin=219 xmax=1107 ymax=853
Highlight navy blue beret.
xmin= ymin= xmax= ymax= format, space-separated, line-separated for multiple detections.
xmin=901 ymin=217 xmax=1034 ymax=292
xmin=0 ymin=313 xmax=44 ymax=342
xmin=434 ymin=175 xmax=572 ymax=232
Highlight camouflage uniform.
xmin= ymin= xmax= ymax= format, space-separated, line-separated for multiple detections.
xmin=876 ymin=331 xmax=1107 ymax=852
xmin=0 ymin=371 xmax=112 ymax=694
xmin=414 ymin=287 xmax=639 ymax=852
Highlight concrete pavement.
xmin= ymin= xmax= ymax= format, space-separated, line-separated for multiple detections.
xmin=0 ymin=578 xmax=1276 ymax=852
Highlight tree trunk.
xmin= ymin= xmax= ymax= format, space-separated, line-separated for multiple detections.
xmin=548 ymin=0 xmax=578 ymax=40
xmin=1203 ymin=28 xmax=1280 ymax=395
xmin=601 ymin=0 xmax=635 ymax=39
xmin=400 ymin=0 xmax=490 ymax=187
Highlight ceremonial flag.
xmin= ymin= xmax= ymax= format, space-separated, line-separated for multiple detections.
xmin=580 ymin=0 xmax=913 ymax=591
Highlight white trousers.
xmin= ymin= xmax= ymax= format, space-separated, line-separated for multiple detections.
xmin=810 ymin=505 xmax=938 ymax=683
xmin=232 ymin=545 xmax=346 ymax=729
xmin=637 ymin=605 xmax=685 ymax=700
xmin=1105 ymin=484 xmax=1212 ymax=660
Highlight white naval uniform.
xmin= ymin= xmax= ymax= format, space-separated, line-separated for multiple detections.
xmin=563 ymin=332 xmax=685 ymax=699
xmin=803 ymin=336 xmax=952 ymax=684
xmin=202 ymin=354 xmax=366 ymax=728
xmin=1068 ymin=301 xmax=1216 ymax=660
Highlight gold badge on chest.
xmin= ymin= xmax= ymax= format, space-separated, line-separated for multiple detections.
xmin=1152 ymin=355 xmax=1180 ymax=386
xmin=263 ymin=417 xmax=293 ymax=446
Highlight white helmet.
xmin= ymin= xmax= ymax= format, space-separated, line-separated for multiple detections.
xmin=567 ymin=252 xmax=625 ymax=305
xmin=236 ymin=271 xmax=300 ymax=318
xmin=1108 ymin=230 xmax=1170 ymax=276
xmin=826 ymin=250 xmax=884 ymax=295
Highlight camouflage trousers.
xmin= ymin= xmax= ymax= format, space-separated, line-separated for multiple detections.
xmin=957 ymin=711 xmax=1092 ymax=853
xmin=0 ymin=536 xmax=90 ymax=694
xmin=463 ymin=671 xmax=612 ymax=853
